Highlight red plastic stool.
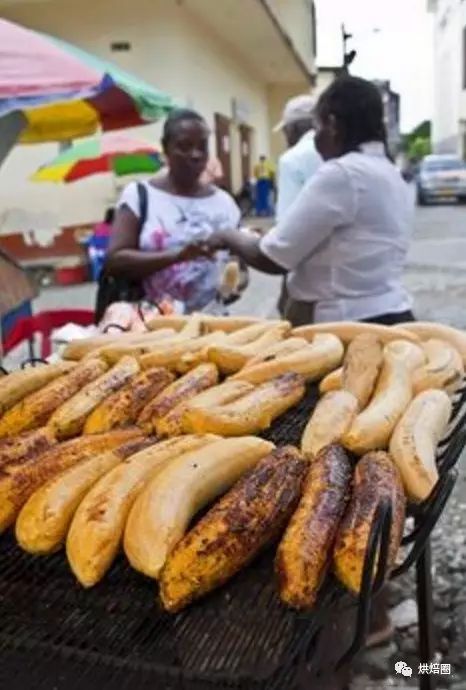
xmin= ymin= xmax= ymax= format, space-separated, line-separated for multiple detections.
xmin=2 ymin=309 xmax=94 ymax=360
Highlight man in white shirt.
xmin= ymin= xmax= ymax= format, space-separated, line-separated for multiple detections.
xmin=274 ymin=94 xmax=322 ymax=313
xmin=274 ymin=94 xmax=322 ymax=221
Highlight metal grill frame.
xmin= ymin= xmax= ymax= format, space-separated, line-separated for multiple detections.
xmin=0 ymin=378 xmax=464 ymax=690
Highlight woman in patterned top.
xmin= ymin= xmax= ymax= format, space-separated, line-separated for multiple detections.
xmin=106 ymin=109 xmax=241 ymax=312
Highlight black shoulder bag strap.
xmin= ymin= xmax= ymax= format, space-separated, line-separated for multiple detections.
xmin=94 ymin=182 xmax=149 ymax=323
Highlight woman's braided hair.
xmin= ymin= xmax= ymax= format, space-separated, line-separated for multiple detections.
xmin=317 ymin=76 xmax=391 ymax=158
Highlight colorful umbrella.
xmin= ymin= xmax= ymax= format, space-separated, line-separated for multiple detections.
xmin=0 ymin=18 xmax=175 ymax=147
xmin=31 ymin=132 xmax=164 ymax=183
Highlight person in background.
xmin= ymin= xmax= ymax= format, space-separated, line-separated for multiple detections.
xmin=205 ymin=76 xmax=414 ymax=327
xmin=86 ymin=207 xmax=114 ymax=281
xmin=274 ymin=94 xmax=322 ymax=314
xmin=253 ymin=155 xmax=275 ymax=217
xmin=274 ymin=94 xmax=322 ymax=221
xmin=200 ymin=154 xmax=224 ymax=187
xmin=106 ymin=109 xmax=242 ymax=313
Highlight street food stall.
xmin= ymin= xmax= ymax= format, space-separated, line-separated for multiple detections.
xmin=0 ymin=315 xmax=464 ymax=690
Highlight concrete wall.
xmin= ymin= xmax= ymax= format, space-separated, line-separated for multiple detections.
xmin=431 ymin=0 xmax=465 ymax=154
xmin=264 ymin=0 xmax=315 ymax=74
xmin=0 ymin=0 xmax=274 ymax=235
xmin=267 ymin=81 xmax=311 ymax=160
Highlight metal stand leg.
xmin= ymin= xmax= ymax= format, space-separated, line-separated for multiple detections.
xmin=416 ymin=536 xmax=436 ymax=690
xmin=28 ymin=338 xmax=35 ymax=361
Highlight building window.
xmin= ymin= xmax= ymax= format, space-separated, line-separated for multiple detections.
xmin=463 ymin=27 xmax=466 ymax=89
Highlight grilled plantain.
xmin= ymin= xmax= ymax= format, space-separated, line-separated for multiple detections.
xmin=67 ymin=434 xmax=218 ymax=587
xmin=0 ymin=429 xmax=142 ymax=533
xmin=0 ymin=359 xmax=108 ymax=438
xmin=207 ymin=325 xmax=289 ymax=374
xmin=138 ymin=333 xmax=226 ymax=371
xmin=183 ymin=373 xmax=305 ymax=436
xmin=83 ymin=367 xmax=174 ymax=434
xmin=413 ymin=338 xmax=464 ymax=395
xmin=159 ymin=446 xmax=306 ymax=612
xmin=49 ymin=356 xmax=140 ymax=439
xmin=333 ymin=451 xmax=406 ymax=594
xmin=201 ymin=315 xmax=262 ymax=334
xmin=301 ymin=391 xmax=358 ymax=458
xmin=0 ymin=361 xmax=76 ymax=415
xmin=389 ymin=389 xmax=451 ymax=503
xmin=0 ymin=426 xmax=57 ymax=469
xmin=155 ymin=379 xmax=253 ymax=438
xmin=276 ymin=444 xmax=352 ymax=609
xmin=342 ymin=352 xmax=413 ymax=455
xmin=63 ymin=329 xmax=177 ymax=361
xmin=231 ymin=335 xmax=344 ymax=385
xmin=243 ymin=337 xmax=309 ymax=368
xmin=138 ymin=363 xmax=219 ymax=434
xmin=16 ymin=436 xmax=154 ymax=554
xmin=342 ymin=334 xmax=383 ymax=410
xmin=125 ymin=436 xmax=274 ymax=580
xmin=319 ymin=367 xmax=343 ymax=394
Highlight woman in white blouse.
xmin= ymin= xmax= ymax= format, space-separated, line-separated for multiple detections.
xmin=106 ymin=109 xmax=241 ymax=313
xmin=207 ymin=76 xmax=414 ymax=327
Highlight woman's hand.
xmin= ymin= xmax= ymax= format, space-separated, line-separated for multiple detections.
xmin=204 ymin=229 xmax=232 ymax=251
xmin=178 ymin=242 xmax=214 ymax=262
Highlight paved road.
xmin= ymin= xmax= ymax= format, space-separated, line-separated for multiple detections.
xmin=406 ymin=203 xmax=466 ymax=327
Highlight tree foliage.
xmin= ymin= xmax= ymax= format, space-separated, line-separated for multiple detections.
xmin=402 ymin=120 xmax=432 ymax=160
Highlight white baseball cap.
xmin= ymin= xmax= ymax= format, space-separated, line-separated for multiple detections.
xmin=273 ymin=94 xmax=317 ymax=132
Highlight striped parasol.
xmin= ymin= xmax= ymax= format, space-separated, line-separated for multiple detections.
xmin=31 ymin=132 xmax=164 ymax=183
xmin=0 ymin=18 xmax=175 ymax=150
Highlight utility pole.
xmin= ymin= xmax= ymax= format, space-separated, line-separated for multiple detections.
xmin=341 ymin=23 xmax=357 ymax=74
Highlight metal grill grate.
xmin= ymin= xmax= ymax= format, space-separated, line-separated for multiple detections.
xmin=0 ymin=383 xmax=465 ymax=690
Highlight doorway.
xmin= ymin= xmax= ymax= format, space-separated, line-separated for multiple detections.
xmin=214 ymin=113 xmax=232 ymax=192
xmin=239 ymin=124 xmax=252 ymax=185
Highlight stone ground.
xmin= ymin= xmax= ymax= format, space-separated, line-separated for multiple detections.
xmin=5 ymin=199 xmax=466 ymax=689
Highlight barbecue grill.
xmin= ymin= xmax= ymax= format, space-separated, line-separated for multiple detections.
xmin=0 ymin=378 xmax=465 ymax=690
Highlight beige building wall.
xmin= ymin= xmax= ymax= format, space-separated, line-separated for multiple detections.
xmin=0 ymin=0 xmax=275 ymax=233
xmin=264 ymin=0 xmax=316 ymax=73
xmin=267 ymin=82 xmax=312 ymax=160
